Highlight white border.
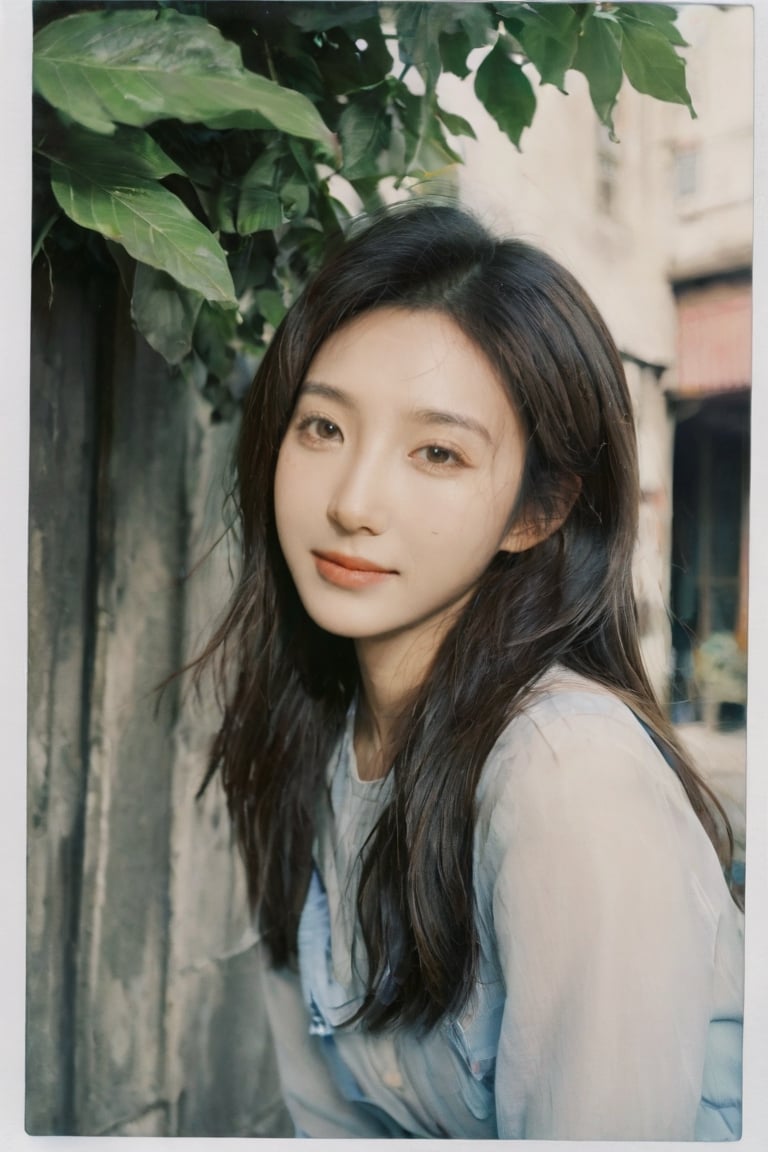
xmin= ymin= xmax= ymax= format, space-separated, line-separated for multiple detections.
xmin=1 ymin=0 xmax=32 ymax=1146
xmin=4 ymin=1 xmax=766 ymax=1149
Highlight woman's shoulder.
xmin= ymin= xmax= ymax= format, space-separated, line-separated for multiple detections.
xmin=472 ymin=665 xmax=735 ymax=925
xmin=513 ymin=663 xmax=638 ymax=724
xmin=482 ymin=665 xmax=653 ymax=774
xmin=474 ymin=666 xmax=705 ymax=850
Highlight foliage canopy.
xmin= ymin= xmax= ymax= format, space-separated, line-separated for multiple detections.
xmin=33 ymin=1 xmax=695 ymax=416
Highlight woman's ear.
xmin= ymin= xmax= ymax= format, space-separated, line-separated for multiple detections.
xmin=500 ymin=475 xmax=582 ymax=555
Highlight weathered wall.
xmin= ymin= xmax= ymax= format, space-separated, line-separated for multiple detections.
xmin=27 ymin=262 xmax=104 ymax=1133
xmin=26 ymin=260 xmax=291 ymax=1136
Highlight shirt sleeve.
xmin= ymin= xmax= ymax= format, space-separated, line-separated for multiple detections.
xmin=478 ymin=707 xmax=725 ymax=1140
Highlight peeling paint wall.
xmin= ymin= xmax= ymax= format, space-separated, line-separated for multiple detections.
xmin=26 ymin=262 xmax=291 ymax=1136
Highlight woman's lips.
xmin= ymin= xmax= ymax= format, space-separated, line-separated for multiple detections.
xmin=312 ymin=551 xmax=396 ymax=588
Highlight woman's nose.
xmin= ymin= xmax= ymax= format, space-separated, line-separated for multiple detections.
xmin=327 ymin=454 xmax=389 ymax=535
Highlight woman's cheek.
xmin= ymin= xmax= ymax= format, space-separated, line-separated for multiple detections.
xmin=275 ymin=447 xmax=305 ymax=515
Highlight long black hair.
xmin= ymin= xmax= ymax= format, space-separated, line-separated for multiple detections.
xmin=196 ymin=202 xmax=734 ymax=1031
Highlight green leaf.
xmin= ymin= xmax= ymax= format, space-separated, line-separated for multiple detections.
xmin=229 ymin=244 xmax=274 ymax=299
xmin=504 ymin=5 xmax=582 ymax=92
xmin=435 ymin=105 xmax=477 ymax=141
xmin=286 ymin=4 xmax=386 ymax=34
xmin=193 ymin=300 xmax=239 ymax=382
xmin=308 ymin=18 xmax=393 ymax=96
xmin=103 ymin=238 xmax=135 ymax=297
xmin=45 ymin=135 xmax=236 ymax=303
xmin=239 ymin=146 xmax=283 ymax=191
xmin=396 ymin=3 xmax=449 ymax=86
xmin=131 ymin=263 xmax=203 ymax=365
xmin=491 ymin=2 xmax=523 ymax=20
xmin=288 ymin=137 xmax=318 ymax=185
xmin=281 ymin=179 xmax=311 ymax=220
xmin=236 ymin=187 xmax=283 ymax=236
xmin=390 ymin=84 xmax=463 ymax=179
xmin=38 ymin=123 xmax=185 ymax=182
xmin=616 ymin=5 xmax=689 ymax=48
xmin=303 ymin=27 xmax=371 ymax=97
xmin=33 ymin=9 xmax=334 ymax=145
xmin=339 ymin=100 xmax=391 ymax=181
xmin=401 ymin=116 xmax=461 ymax=178
xmin=616 ymin=10 xmax=696 ymax=116
xmin=439 ymin=27 xmax=474 ymax=79
xmin=315 ymin=185 xmax=351 ymax=236
xmin=439 ymin=4 xmax=494 ymax=79
xmin=179 ymin=349 xmax=208 ymax=393
xmin=571 ymin=13 xmax=624 ymax=138
xmin=454 ymin=4 xmax=497 ymax=46
xmin=271 ymin=220 xmax=328 ymax=301
xmin=408 ymin=131 xmax=462 ymax=179
xmin=255 ymin=289 xmax=287 ymax=329
xmin=231 ymin=146 xmax=285 ymax=235
xmin=206 ymin=182 xmax=239 ymax=235
xmin=474 ymin=40 xmax=536 ymax=150
xmin=341 ymin=176 xmax=382 ymax=215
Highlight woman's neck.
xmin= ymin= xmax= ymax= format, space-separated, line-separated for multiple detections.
xmin=352 ymin=619 xmax=451 ymax=781
xmin=351 ymin=659 xmax=405 ymax=782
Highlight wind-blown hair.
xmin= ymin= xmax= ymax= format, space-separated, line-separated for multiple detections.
xmin=197 ymin=202 xmax=734 ymax=1031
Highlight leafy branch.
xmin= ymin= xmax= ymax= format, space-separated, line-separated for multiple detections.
xmin=32 ymin=1 xmax=695 ymax=417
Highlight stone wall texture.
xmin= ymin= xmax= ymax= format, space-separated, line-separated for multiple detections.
xmin=26 ymin=260 xmax=291 ymax=1136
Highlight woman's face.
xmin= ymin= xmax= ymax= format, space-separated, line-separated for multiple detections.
xmin=274 ymin=307 xmax=535 ymax=654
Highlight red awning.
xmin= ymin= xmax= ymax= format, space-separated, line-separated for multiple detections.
xmin=672 ymin=280 xmax=752 ymax=397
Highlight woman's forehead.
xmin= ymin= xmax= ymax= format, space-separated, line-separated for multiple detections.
xmin=309 ymin=307 xmax=502 ymax=389
xmin=303 ymin=307 xmax=521 ymax=432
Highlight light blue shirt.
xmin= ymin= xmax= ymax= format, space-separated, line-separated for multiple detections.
xmin=260 ymin=670 xmax=744 ymax=1139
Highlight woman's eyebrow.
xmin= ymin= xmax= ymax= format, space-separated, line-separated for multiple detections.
xmin=298 ymin=381 xmax=353 ymax=408
xmin=411 ymin=407 xmax=492 ymax=444
xmin=298 ymin=384 xmax=492 ymax=443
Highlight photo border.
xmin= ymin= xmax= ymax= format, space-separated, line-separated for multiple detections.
xmin=4 ymin=2 xmax=766 ymax=1148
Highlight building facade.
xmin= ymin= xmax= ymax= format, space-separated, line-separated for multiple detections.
xmin=440 ymin=3 xmax=753 ymax=718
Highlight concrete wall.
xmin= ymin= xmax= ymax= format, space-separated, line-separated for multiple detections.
xmin=26 ymin=261 xmax=291 ymax=1136
xmin=657 ymin=6 xmax=753 ymax=280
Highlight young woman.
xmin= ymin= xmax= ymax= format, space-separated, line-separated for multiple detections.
xmin=198 ymin=204 xmax=743 ymax=1140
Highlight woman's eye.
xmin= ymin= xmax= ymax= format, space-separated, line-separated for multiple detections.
xmin=296 ymin=415 xmax=342 ymax=442
xmin=416 ymin=444 xmax=462 ymax=467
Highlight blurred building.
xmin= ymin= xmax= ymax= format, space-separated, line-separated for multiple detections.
xmin=440 ymin=3 xmax=752 ymax=720
xmin=661 ymin=8 xmax=751 ymax=726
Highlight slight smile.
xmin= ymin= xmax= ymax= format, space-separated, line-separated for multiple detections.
xmin=312 ymin=550 xmax=398 ymax=589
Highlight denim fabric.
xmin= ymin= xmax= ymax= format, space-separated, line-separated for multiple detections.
xmin=297 ymin=868 xmax=415 ymax=1138
xmin=295 ymin=863 xmax=502 ymax=1138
